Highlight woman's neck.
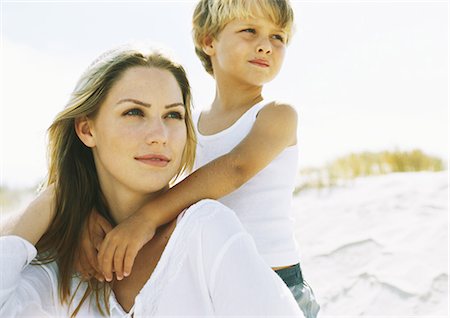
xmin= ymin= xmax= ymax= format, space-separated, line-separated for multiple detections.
xmin=100 ymin=184 xmax=167 ymax=224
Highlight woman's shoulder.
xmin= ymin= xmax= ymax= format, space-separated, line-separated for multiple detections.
xmin=181 ymin=199 xmax=246 ymax=237
xmin=185 ymin=198 xmax=232 ymax=213
xmin=183 ymin=199 xmax=240 ymax=222
xmin=147 ymin=200 xmax=248 ymax=289
xmin=178 ymin=200 xmax=252 ymax=272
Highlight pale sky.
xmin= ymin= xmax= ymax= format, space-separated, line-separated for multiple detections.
xmin=1 ymin=0 xmax=448 ymax=188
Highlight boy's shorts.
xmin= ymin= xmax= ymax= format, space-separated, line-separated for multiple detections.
xmin=275 ymin=263 xmax=320 ymax=318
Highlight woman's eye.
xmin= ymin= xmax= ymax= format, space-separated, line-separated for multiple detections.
xmin=123 ymin=108 xmax=144 ymax=117
xmin=165 ymin=111 xmax=184 ymax=120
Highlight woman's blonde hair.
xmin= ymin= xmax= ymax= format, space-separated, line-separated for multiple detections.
xmin=192 ymin=0 xmax=294 ymax=75
xmin=35 ymin=45 xmax=196 ymax=317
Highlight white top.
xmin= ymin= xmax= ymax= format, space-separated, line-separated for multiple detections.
xmin=193 ymin=102 xmax=300 ymax=267
xmin=0 ymin=199 xmax=302 ymax=317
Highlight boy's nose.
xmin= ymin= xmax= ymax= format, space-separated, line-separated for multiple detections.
xmin=256 ymin=38 xmax=272 ymax=55
xmin=145 ymin=118 xmax=168 ymax=145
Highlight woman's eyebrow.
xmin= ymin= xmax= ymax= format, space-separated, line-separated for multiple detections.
xmin=117 ymin=99 xmax=184 ymax=109
xmin=117 ymin=98 xmax=151 ymax=108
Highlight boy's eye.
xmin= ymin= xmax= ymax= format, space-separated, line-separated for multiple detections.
xmin=272 ymin=34 xmax=285 ymax=43
xmin=123 ymin=108 xmax=144 ymax=117
xmin=241 ymin=28 xmax=256 ymax=34
xmin=165 ymin=111 xmax=184 ymax=120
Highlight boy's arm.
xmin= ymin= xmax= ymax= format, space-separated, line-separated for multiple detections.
xmin=75 ymin=211 xmax=112 ymax=281
xmin=97 ymin=102 xmax=298 ymax=281
xmin=152 ymin=102 xmax=298 ymax=223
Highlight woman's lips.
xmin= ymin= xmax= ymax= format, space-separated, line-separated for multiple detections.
xmin=135 ymin=154 xmax=171 ymax=167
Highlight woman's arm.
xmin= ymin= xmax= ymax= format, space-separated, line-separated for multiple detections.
xmin=0 ymin=187 xmax=59 ymax=316
xmin=1 ymin=186 xmax=55 ymax=245
xmin=0 ymin=236 xmax=60 ymax=316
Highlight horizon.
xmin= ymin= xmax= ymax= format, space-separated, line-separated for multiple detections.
xmin=1 ymin=1 xmax=448 ymax=188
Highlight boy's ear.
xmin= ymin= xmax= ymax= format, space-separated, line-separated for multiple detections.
xmin=75 ymin=116 xmax=96 ymax=148
xmin=201 ymin=35 xmax=215 ymax=56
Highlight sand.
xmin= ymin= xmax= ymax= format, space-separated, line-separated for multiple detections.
xmin=2 ymin=171 xmax=448 ymax=316
xmin=294 ymin=171 xmax=448 ymax=316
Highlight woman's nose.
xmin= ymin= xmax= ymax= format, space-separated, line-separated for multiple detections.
xmin=145 ymin=117 xmax=168 ymax=145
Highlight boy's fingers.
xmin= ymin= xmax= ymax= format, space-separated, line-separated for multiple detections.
xmin=74 ymin=249 xmax=88 ymax=276
xmin=77 ymin=252 xmax=94 ymax=280
xmin=92 ymin=216 xmax=112 ymax=251
xmin=91 ymin=211 xmax=112 ymax=234
xmin=84 ymin=244 xmax=100 ymax=273
xmin=80 ymin=226 xmax=100 ymax=273
xmin=123 ymin=244 xmax=139 ymax=277
xmin=98 ymin=241 xmax=115 ymax=282
xmin=88 ymin=210 xmax=100 ymax=233
xmin=97 ymin=238 xmax=107 ymax=269
xmin=94 ymin=272 xmax=105 ymax=282
xmin=98 ymin=216 xmax=113 ymax=233
xmin=113 ymin=244 xmax=127 ymax=281
xmin=92 ymin=234 xmax=103 ymax=251
xmin=73 ymin=255 xmax=83 ymax=275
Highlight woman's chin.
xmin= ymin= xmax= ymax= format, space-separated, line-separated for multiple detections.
xmin=137 ymin=183 xmax=170 ymax=197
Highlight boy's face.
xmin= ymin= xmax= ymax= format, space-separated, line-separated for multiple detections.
xmin=206 ymin=14 xmax=287 ymax=86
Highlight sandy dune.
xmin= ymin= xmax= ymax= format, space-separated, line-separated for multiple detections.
xmin=2 ymin=171 xmax=448 ymax=316
xmin=294 ymin=171 xmax=448 ymax=316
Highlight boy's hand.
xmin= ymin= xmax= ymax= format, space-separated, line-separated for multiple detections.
xmin=97 ymin=213 xmax=157 ymax=282
xmin=75 ymin=210 xmax=112 ymax=281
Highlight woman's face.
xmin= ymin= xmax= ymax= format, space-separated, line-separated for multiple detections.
xmin=85 ymin=66 xmax=187 ymax=196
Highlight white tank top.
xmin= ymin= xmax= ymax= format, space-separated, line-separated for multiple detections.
xmin=193 ymin=101 xmax=300 ymax=267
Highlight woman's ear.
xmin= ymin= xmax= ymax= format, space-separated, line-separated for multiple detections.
xmin=202 ymin=35 xmax=215 ymax=56
xmin=75 ymin=116 xmax=96 ymax=147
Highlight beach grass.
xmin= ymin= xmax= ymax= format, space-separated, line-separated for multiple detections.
xmin=296 ymin=149 xmax=445 ymax=193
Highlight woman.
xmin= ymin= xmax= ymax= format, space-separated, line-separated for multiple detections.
xmin=0 ymin=46 xmax=302 ymax=317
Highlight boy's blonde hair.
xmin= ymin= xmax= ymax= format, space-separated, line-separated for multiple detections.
xmin=192 ymin=0 xmax=294 ymax=76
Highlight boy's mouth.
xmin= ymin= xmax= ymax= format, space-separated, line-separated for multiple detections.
xmin=249 ymin=59 xmax=270 ymax=67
